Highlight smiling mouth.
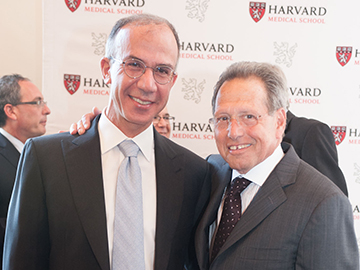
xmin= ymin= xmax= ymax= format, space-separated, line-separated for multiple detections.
xmin=229 ymin=144 xmax=251 ymax=150
xmin=131 ymin=96 xmax=152 ymax=105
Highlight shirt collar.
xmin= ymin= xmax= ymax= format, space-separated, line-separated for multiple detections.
xmin=98 ymin=114 xmax=154 ymax=161
xmin=232 ymin=144 xmax=285 ymax=186
xmin=0 ymin=128 xmax=24 ymax=153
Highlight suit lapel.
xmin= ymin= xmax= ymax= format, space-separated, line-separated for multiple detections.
xmin=213 ymin=143 xmax=299 ymax=263
xmin=153 ymin=130 xmax=185 ymax=270
xmin=196 ymin=157 xmax=231 ymax=270
xmin=61 ymin=116 xmax=110 ymax=270
xmin=0 ymin=133 xmax=20 ymax=168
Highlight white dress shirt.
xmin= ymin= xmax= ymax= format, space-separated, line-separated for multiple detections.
xmin=0 ymin=128 xmax=24 ymax=153
xmin=209 ymin=144 xmax=285 ymax=249
xmin=98 ymin=114 xmax=157 ymax=270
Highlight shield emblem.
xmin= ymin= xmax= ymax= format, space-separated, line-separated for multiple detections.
xmin=336 ymin=46 xmax=352 ymax=66
xmin=64 ymin=74 xmax=81 ymax=95
xmin=249 ymin=2 xmax=266 ymax=23
xmin=65 ymin=0 xmax=81 ymax=12
xmin=331 ymin=126 xmax=346 ymax=145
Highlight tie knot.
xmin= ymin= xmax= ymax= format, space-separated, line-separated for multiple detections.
xmin=119 ymin=140 xmax=139 ymax=157
xmin=228 ymin=177 xmax=251 ymax=196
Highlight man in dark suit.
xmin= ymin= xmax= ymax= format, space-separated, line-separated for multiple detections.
xmin=3 ymin=14 xmax=211 ymax=270
xmin=283 ymin=110 xmax=348 ymax=195
xmin=0 ymin=74 xmax=51 ymax=269
xmin=195 ymin=61 xmax=358 ymax=269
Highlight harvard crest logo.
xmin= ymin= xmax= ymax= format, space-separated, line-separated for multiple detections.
xmin=65 ymin=0 xmax=81 ymax=12
xmin=331 ymin=126 xmax=346 ymax=145
xmin=64 ymin=74 xmax=81 ymax=95
xmin=249 ymin=2 xmax=266 ymax=23
xmin=336 ymin=46 xmax=352 ymax=66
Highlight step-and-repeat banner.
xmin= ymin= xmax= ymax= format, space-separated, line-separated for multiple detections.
xmin=44 ymin=0 xmax=360 ymax=251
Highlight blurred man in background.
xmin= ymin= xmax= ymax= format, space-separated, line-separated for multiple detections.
xmin=0 ymin=74 xmax=50 ymax=268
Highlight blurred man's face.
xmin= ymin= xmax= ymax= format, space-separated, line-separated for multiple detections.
xmin=153 ymin=107 xmax=171 ymax=138
xmin=102 ymin=23 xmax=178 ymax=137
xmin=213 ymin=76 xmax=286 ymax=174
xmin=15 ymin=81 xmax=51 ymax=142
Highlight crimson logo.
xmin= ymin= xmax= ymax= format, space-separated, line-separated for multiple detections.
xmin=336 ymin=46 xmax=352 ymax=67
xmin=65 ymin=0 xmax=81 ymax=12
xmin=64 ymin=74 xmax=81 ymax=95
xmin=331 ymin=126 xmax=346 ymax=145
xmin=249 ymin=2 xmax=266 ymax=23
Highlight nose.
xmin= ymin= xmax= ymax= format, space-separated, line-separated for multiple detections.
xmin=137 ymin=68 xmax=157 ymax=93
xmin=42 ymin=104 xmax=51 ymax=115
xmin=227 ymin=118 xmax=244 ymax=139
xmin=157 ymin=117 xmax=167 ymax=127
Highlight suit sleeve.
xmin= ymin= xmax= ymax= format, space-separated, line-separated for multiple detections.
xmin=3 ymin=139 xmax=50 ymax=270
xmin=296 ymin=193 xmax=359 ymax=269
xmin=300 ymin=122 xmax=348 ymax=196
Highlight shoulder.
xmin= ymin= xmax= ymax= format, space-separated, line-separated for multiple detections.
xmin=206 ymin=154 xmax=226 ymax=169
xmin=286 ymin=153 xmax=344 ymax=202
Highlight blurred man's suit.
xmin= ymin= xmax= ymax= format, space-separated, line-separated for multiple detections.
xmin=3 ymin=116 xmax=211 ymax=270
xmin=195 ymin=143 xmax=358 ymax=270
xmin=0 ymin=134 xmax=20 ymax=269
xmin=283 ymin=110 xmax=348 ymax=195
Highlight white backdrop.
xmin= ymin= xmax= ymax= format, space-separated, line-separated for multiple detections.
xmin=43 ymin=0 xmax=360 ymax=253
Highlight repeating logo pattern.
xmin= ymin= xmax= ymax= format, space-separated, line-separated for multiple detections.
xmin=336 ymin=46 xmax=352 ymax=66
xmin=65 ymin=0 xmax=81 ymax=12
xmin=185 ymin=0 xmax=210 ymax=22
xmin=64 ymin=74 xmax=81 ymax=95
xmin=92 ymin=33 xmax=107 ymax=55
xmin=354 ymin=163 xmax=360 ymax=184
xmin=182 ymin=78 xmax=205 ymax=104
xmin=331 ymin=126 xmax=346 ymax=145
xmin=249 ymin=2 xmax=266 ymax=23
xmin=274 ymin=42 xmax=297 ymax=67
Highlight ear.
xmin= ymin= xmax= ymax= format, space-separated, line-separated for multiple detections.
xmin=100 ymin=57 xmax=112 ymax=84
xmin=275 ymin=107 xmax=286 ymax=139
xmin=169 ymin=72 xmax=178 ymax=89
xmin=3 ymin=104 xmax=18 ymax=121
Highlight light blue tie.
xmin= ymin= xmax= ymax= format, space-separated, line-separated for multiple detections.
xmin=112 ymin=140 xmax=145 ymax=270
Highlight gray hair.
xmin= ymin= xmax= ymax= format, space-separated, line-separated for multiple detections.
xmin=211 ymin=61 xmax=289 ymax=115
xmin=0 ymin=74 xmax=30 ymax=127
xmin=105 ymin=13 xmax=180 ymax=66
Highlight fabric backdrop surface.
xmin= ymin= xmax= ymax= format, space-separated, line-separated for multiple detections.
xmin=43 ymin=0 xmax=360 ymax=253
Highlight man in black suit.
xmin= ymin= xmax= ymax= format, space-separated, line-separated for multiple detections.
xmin=3 ymin=14 xmax=211 ymax=270
xmin=195 ymin=62 xmax=358 ymax=269
xmin=283 ymin=110 xmax=348 ymax=195
xmin=0 ymin=74 xmax=51 ymax=268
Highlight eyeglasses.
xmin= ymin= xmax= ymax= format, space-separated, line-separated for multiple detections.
xmin=153 ymin=115 xmax=175 ymax=124
xmin=111 ymin=57 xmax=176 ymax=85
xmin=209 ymin=113 xmax=262 ymax=129
xmin=13 ymin=100 xmax=47 ymax=107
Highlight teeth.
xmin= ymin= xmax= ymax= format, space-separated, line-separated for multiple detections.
xmin=132 ymin=96 xmax=151 ymax=105
xmin=229 ymin=144 xmax=250 ymax=150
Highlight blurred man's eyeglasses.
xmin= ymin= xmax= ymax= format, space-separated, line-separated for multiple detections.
xmin=209 ymin=113 xmax=262 ymax=129
xmin=13 ymin=100 xmax=47 ymax=107
xmin=111 ymin=57 xmax=176 ymax=85
xmin=153 ymin=115 xmax=175 ymax=124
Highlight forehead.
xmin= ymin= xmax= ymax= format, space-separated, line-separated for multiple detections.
xmin=215 ymin=77 xmax=268 ymax=113
xmin=114 ymin=24 xmax=178 ymax=67
xmin=158 ymin=107 xmax=169 ymax=116
xmin=19 ymin=81 xmax=43 ymax=100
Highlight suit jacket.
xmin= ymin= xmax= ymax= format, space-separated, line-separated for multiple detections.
xmin=3 ymin=115 xmax=211 ymax=270
xmin=195 ymin=143 xmax=358 ymax=270
xmin=283 ymin=110 xmax=348 ymax=196
xmin=0 ymin=133 xmax=20 ymax=270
